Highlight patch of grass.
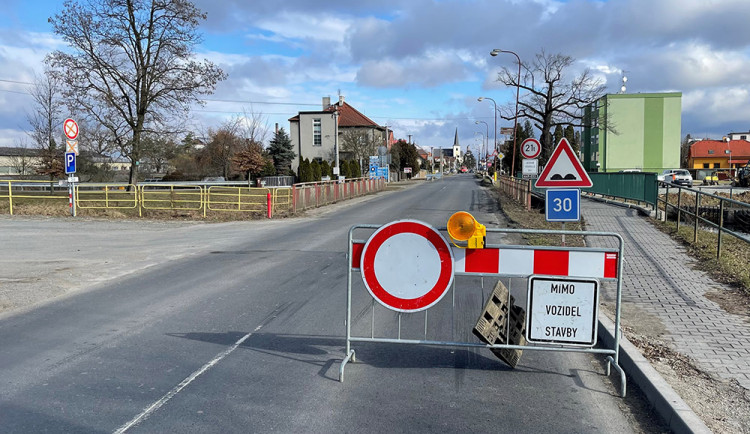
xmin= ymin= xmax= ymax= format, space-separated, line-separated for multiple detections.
xmin=496 ymin=190 xmax=585 ymax=248
xmin=654 ymin=219 xmax=750 ymax=294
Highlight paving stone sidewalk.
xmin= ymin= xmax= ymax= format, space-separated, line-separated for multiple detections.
xmin=581 ymin=198 xmax=750 ymax=389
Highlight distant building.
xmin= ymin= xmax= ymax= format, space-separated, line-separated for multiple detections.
xmin=727 ymin=131 xmax=750 ymax=141
xmin=0 ymin=147 xmax=41 ymax=175
xmin=582 ymin=92 xmax=682 ymax=172
xmin=288 ymin=96 xmax=387 ymax=173
xmin=688 ymin=139 xmax=750 ymax=171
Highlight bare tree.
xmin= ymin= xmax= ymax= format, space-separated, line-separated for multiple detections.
xmin=26 ymin=71 xmax=65 ymax=182
xmin=46 ymin=0 xmax=227 ymax=185
xmin=496 ymin=50 xmax=607 ymax=162
xmin=340 ymin=129 xmax=378 ymax=170
xmin=201 ymin=118 xmax=244 ymax=179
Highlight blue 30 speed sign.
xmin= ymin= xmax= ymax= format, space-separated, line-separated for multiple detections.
xmin=545 ymin=189 xmax=580 ymax=222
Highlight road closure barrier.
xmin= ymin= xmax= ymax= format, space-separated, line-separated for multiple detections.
xmin=341 ymin=220 xmax=627 ymax=397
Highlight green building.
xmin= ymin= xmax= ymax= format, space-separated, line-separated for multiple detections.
xmin=582 ymin=92 xmax=682 ymax=172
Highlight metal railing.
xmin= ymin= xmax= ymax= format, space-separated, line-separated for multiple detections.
xmin=497 ymin=175 xmax=532 ymax=210
xmin=584 ymin=172 xmax=658 ymax=209
xmin=293 ymin=177 xmax=386 ymax=212
xmin=76 ymin=183 xmax=138 ymax=210
xmin=1 ymin=178 xmax=387 ymax=218
xmin=140 ymin=184 xmax=203 ymax=213
xmin=658 ymin=183 xmax=750 ymax=259
xmin=206 ymin=186 xmax=271 ymax=213
xmin=0 ymin=180 xmax=69 ymax=215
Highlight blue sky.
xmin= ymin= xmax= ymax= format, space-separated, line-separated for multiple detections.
xmin=2 ymin=0 xmax=750 ymax=153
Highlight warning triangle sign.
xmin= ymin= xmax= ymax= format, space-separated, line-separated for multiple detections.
xmin=535 ymin=138 xmax=593 ymax=188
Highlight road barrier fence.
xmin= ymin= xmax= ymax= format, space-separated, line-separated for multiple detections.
xmin=342 ymin=224 xmax=628 ymax=397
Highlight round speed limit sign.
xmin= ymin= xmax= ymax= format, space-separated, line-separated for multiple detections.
xmin=520 ymin=138 xmax=541 ymax=159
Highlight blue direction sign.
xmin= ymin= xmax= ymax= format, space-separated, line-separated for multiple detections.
xmin=65 ymin=152 xmax=76 ymax=174
xmin=545 ymin=188 xmax=580 ymax=222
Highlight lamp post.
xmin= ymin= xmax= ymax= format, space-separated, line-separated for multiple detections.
xmin=490 ymin=49 xmax=521 ymax=177
xmin=333 ymin=108 xmax=340 ymax=179
xmin=474 ymin=131 xmax=485 ymax=168
xmin=475 ymin=121 xmax=489 ymax=168
xmin=725 ymin=140 xmax=733 ymax=177
xmin=477 ymin=97 xmax=497 ymax=172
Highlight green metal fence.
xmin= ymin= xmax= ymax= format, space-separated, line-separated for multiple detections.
xmin=585 ymin=172 xmax=658 ymax=208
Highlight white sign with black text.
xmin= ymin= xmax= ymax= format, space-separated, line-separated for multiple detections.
xmin=526 ymin=275 xmax=599 ymax=346
xmin=522 ymin=158 xmax=538 ymax=176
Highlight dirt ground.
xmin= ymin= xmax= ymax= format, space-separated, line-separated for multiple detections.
xmin=601 ymin=301 xmax=750 ymax=434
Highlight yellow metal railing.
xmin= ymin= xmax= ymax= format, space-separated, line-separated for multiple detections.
xmin=273 ymin=187 xmax=293 ymax=214
xmin=0 ymin=180 xmax=69 ymax=215
xmin=140 ymin=184 xmax=203 ymax=211
xmin=1 ymin=180 xmax=378 ymax=217
xmin=206 ymin=186 xmax=270 ymax=213
xmin=76 ymin=184 xmax=137 ymax=209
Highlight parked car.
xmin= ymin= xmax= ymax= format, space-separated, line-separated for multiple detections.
xmin=659 ymin=169 xmax=693 ymax=187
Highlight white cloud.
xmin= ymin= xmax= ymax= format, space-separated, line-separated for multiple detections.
xmin=255 ymin=12 xmax=351 ymax=44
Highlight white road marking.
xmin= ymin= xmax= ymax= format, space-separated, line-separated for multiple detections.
xmin=113 ymin=323 xmax=265 ymax=433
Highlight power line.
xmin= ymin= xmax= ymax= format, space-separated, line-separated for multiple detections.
xmin=0 ymin=78 xmax=34 ymax=86
xmin=0 ymin=88 xmax=32 ymax=96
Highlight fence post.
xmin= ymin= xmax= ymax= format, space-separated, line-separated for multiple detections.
xmin=267 ymin=191 xmax=272 ymax=219
xmin=676 ymin=188 xmax=682 ymax=232
xmin=717 ymin=199 xmax=724 ymax=260
xmin=526 ymin=179 xmax=531 ymax=211
xmin=693 ymin=193 xmax=700 ymax=243
xmin=8 ymin=180 xmax=13 ymax=215
xmin=292 ymin=184 xmax=297 ymax=214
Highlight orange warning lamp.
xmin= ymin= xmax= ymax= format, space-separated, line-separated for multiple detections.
xmin=447 ymin=211 xmax=486 ymax=249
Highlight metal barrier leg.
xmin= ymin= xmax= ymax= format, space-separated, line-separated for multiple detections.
xmin=606 ymin=356 xmax=627 ymax=398
xmin=339 ymin=349 xmax=356 ymax=383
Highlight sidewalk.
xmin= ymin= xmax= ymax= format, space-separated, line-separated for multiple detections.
xmin=581 ymin=198 xmax=750 ymax=389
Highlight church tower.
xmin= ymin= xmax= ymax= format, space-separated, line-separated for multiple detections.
xmin=453 ymin=128 xmax=462 ymax=164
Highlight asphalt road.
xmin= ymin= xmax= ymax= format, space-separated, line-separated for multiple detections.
xmin=1 ymin=175 xmax=642 ymax=433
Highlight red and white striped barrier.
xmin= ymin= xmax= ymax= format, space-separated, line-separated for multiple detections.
xmin=452 ymin=247 xmax=618 ymax=279
xmin=351 ymin=243 xmax=618 ymax=279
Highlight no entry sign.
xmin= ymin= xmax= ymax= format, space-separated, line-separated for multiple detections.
xmin=360 ymin=220 xmax=454 ymax=312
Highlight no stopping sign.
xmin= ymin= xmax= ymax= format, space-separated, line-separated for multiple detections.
xmin=360 ymin=220 xmax=454 ymax=312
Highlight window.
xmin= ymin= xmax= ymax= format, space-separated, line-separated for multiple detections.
xmin=741 ymin=135 xmax=747 ymax=140
xmin=703 ymin=163 xmax=709 ymax=168
xmin=713 ymin=163 xmax=720 ymax=168
xmin=707 ymin=149 xmax=714 ymax=154
xmin=313 ymin=119 xmax=322 ymax=147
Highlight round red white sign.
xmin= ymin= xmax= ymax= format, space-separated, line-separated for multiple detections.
xmin=360 ymin=220 xmax=454 ymax=312
xmin=520 ymin=138 xmax=541 ymax=159
xmin=63 ymin=118 xmax=79 ymax=140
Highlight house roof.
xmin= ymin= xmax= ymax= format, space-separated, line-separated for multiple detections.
xmin=324 ymin=101 xmax=381 ymax=128
xmin=288 ymin=100 xmax=382 ymax=129
xmin=0 ymin=147 xmax=41 ymax=157
xmin=689 ymin=140 xmax=750 ymax=159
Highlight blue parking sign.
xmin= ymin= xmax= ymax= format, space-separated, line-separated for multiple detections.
xmin=65 ymin=152 xmax=76 ymax=174
xmin=545 ymin=189 xmax=580 ymax=222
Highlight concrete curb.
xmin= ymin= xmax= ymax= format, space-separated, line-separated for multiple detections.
xmin=598 ymin=315 xmax=711 ymax=434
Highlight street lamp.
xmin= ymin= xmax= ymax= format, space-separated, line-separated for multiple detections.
xmin=474 ymin=131 xmax=485 ymax=166
xmin=475 ymin=120 xmax=489 ymax=166
xmin=490 ymin=49 xmax=521 ymax=177
xmin=477 ymin=97 xmax=497 ymax=172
